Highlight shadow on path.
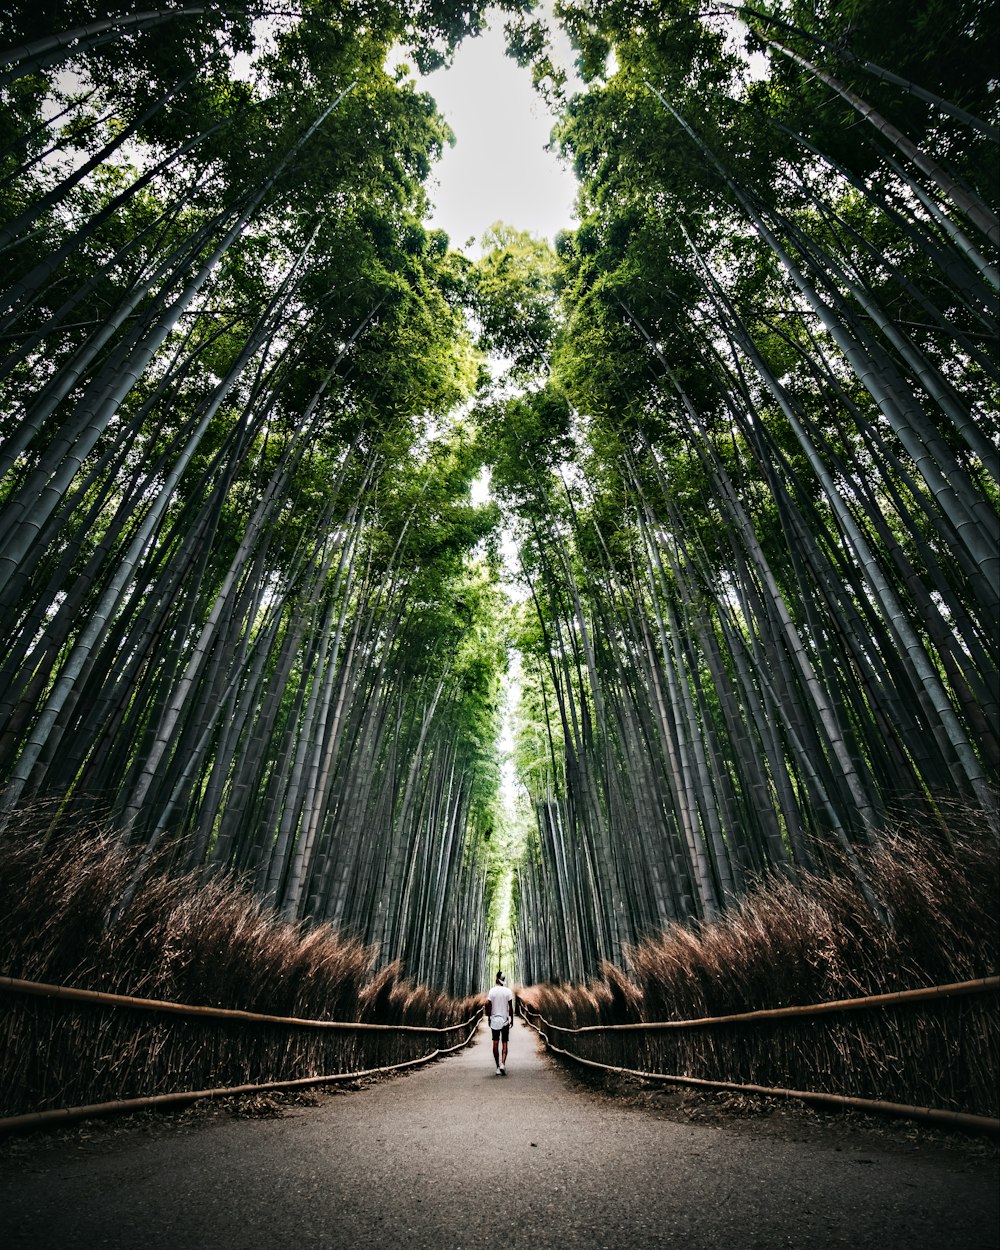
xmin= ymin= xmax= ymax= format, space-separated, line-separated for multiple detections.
xmin=1 ymin=1022 xmax=996 ymax=1249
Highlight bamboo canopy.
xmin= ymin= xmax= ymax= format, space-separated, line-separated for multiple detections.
xmin=0 ymin=0 xmax=996 ymax=999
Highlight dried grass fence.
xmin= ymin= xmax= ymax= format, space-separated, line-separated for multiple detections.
xmin=520 ymin=978 xmax=999 ymax=1132
xmin=0 ymin=814 xmax=480 ymax=1129
xmin=518 ymin=815 xmax=1000 ymax=1133
xmin=0 ymin=975 xmax=480 ymax=1131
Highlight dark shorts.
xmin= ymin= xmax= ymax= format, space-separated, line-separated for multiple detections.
xmin=491 ymin=1024 xmax=510 ymax=1042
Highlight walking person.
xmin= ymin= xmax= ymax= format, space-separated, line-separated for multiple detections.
xmin=485 ymin=971 xmax=514 ymax=1075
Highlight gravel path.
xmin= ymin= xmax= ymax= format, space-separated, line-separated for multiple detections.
xmin=1 ymin=1022 xmax=996 ymax=1250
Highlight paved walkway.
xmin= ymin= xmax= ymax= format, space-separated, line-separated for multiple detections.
xmin=1 ymin=1023 xmax=996 ymax=1249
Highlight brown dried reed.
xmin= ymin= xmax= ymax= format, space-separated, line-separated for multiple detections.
xmin=520 ymin=806 xmax=999 ymax=1119
xmin=0 ymin=808 xmax=479 ymax=1119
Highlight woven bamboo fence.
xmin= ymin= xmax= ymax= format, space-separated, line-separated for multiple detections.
xmin=0 ymin=975 xmax=480 ymax=1131
xmin=520 ymin=976 xmax=1000 ymax=1133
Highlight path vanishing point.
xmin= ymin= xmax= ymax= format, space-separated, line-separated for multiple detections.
xmin=1 ymin=1024 xmax=997 ymax=1250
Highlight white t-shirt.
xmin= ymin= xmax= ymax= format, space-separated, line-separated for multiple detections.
xmin=487 ymin=984 xmax=513 ymax=1030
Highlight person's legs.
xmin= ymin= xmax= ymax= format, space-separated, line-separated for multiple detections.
xmin=492 ymin=1030 xmax=501 ymax=1070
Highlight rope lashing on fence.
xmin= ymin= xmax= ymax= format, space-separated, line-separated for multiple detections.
xmin=520 ymin=974 xmax=999 ymax=1032
xmin=0 ymin=974 xmax=480 ymax=1032
xmin=518 ymin=976 xmax=1000 ymax=1136
xmin=0 ymin=1015 xmax=482 ymax=1134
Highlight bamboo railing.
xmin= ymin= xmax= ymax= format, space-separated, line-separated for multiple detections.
xmin=0 ymin=974 xmax=478 ymax=1032
xmin=0 ymin=974 xmax=482 ymax=1132
xmin=519 ymin=975 xmax=1000 ymax=1135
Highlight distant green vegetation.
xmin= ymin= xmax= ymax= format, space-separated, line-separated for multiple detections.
xmin=0 ymin=0 xmax=529 ymax=995
xmin=0 ymin=1 xmax=996 ymax=1000
xmin=499 ymin=0 xmax=998 ymax=982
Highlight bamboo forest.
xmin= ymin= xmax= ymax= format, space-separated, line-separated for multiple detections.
xmin=0 ymin=0 xmax=998 ymax=1140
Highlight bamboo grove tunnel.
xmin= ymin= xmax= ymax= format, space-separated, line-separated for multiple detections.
xmin=0 ymin=0 xmax=997 ymax=1133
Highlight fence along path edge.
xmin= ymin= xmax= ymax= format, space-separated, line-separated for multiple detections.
xmin=0 ymin=974 xmax=482 ymax=1133
xmin=519 ymin=976 xmax=1000 ymax=1136
xmin=522 ymin=975 xmax=999 ymax=1032
xmin=0 ymin=974 xmax=478 ymax=1031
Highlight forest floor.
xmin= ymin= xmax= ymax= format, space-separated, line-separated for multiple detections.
xmin=1 ymin=1023 xmax=996 ymax=1250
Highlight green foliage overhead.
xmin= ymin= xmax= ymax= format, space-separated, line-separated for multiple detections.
xmin=0 ymin=0 xmax=996 ymax=1000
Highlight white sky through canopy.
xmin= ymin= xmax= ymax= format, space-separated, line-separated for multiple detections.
xmin=402 ymin=14 xmax=585 ymax=885
xmin=416 ymin=18 xmax=579 ymax=253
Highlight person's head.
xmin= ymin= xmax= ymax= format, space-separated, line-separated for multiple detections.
xmin=496 ymin=971 xmax=505 ymax=985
